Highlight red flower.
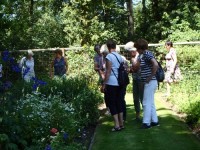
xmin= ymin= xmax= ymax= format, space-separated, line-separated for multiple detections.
xmin=50 ymin=128 xmax=58 ymax=135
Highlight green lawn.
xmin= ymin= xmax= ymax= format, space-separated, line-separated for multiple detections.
xmin=90 ymin=93 xmax=200 ymax=150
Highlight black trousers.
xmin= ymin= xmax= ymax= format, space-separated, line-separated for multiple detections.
xmin=105 ymin=85 xmax=123 ymax=116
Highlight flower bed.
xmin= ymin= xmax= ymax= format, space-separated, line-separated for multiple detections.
xmin=0 ymin=48 xmax=103 ymax=149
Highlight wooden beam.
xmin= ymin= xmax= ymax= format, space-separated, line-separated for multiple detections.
xmin=15 ymin=41 xmax=200 ymax=52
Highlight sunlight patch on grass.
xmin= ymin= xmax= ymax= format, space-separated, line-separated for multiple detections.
xmin=91 ymin=93 xmax=200 ymax=150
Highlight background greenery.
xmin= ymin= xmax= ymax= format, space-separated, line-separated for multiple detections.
xmin=0 ymin=0 xmax=200 ymax=149
xmin=0 ymin=0 xmax=200 ymax=50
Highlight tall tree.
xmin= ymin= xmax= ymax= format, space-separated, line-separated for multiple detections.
xmin=127 ymin=0 xmax=134 ymax=39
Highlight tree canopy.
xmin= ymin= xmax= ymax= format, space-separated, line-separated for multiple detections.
xmin=0 ymin=0 xmax=199 ymax=50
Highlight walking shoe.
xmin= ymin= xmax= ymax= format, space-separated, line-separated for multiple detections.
xmin=151 ymin=122 xmax=160 ymax=127
xmin=111 ymin=127 xmax=121 ymax=132
xmin=140 ymin=123 xmax=151 ymax=129
xmin=120 ymin=126 xmax=125 ymax=130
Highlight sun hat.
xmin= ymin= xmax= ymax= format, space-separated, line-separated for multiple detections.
xmin=124 ymin=41 xmax=136 ymax=51
xmin=27 ymin=50 xmax=34 ymax=56
xmin=100 ymin=44 xmax=109 ymax=54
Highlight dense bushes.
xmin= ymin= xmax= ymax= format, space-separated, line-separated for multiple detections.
xmin=0 ymin=75 xmax=102 ymax=150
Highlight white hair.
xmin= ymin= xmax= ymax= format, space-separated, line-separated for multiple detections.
xmin=116 ymin=45 xmax=121 ymax=53
xmin=100 ymin=44 xmax=109 ymax=54
xmin=27 ymin=50 xmax=34 ymax=56
xmin=124 ymin=41 xmax=136 ymax=51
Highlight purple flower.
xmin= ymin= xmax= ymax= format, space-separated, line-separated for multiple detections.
xmin=31 ymin=77 xmax=47 ymax=91
xmin=45 ymin=144 xmax=51 ymax=150
xmin=2 ymin=51 xmax=10 ymax=62
xmin=3 ymin=81 xmax=12 ymax=90
xmin=12 ymin=65 xmax=21 ymax=73
xmin=9 ymin=57 xmax=15 ymax=64
xmin=32 ymin=83 xmax=39 ymax=91
xmin=63 ymin=132 xmax=68 ymax=140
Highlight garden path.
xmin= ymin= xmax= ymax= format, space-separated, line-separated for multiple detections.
xmin=90 ymin=93 xmax=200 ymax=150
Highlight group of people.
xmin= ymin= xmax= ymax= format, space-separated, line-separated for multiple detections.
xmin=0 ymin=40 xmax=181 ymax=130
xmin=17 ymin=49 xmax=68 ymax=82
xmin=94 ymin=39 xmax=181 ymax=131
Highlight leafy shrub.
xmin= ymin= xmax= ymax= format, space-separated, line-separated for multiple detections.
xmin=39 ymin=76 xmax=102 ymax=126
xmin=186 ymin=101 xmax=200 ymax=128
xmin=0 ymin=76 xmax=102 ymax=149
xmin=0 ymin=47 xmax=103 ymax=149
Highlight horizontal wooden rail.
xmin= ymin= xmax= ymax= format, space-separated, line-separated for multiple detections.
xmin=17 ymin=41 xmax=200 ymax=52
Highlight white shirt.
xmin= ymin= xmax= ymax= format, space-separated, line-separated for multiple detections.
xmin=20 ymin=57 xmax=35 ymax=74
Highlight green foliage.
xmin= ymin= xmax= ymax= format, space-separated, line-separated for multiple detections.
xmin=0 ymin=0 xmax=129 ymax=50
xmin=134 ymin=0 xmax=200 ymax=42
xmin=0 ymin=75 xmax=102 ymax=149
xmin=0 ymin=47 xmax=102 ymax=149
xmin=155 ymin=44 xmax=200 ymax=129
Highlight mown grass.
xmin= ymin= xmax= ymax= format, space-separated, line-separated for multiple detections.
xmin=91 ymin=93 xmax=200 ymax=150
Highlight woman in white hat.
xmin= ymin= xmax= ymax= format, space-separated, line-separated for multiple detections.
xmin=19 ymin=50 xmax=35 ymax=82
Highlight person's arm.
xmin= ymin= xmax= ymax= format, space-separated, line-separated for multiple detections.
xmin=146 ymin=58 xmax=158 ymax=83
xmin=99 ymin=70 xmax=105 ymax=80
xmin=94 ymin=62 xmax=100 ymax=72
xmin=131 ymin=55 xmax=141 ymax=73
xmin=171 ymin=50 xmax=177 ymax=72
xmin=19 ymin=57 xmax=25 ymax=68
xmin=102 ymin=59 xmax=112 ymax=91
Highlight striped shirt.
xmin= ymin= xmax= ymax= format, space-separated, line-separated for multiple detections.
xmin=139 ymin=50 xmax=156 ymax=82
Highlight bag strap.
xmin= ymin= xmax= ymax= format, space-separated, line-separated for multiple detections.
xmin=110 ymin=53 xmax=121 ymax=81
xmin=111 ymin=68 xmax=118 ymax=80
xmin=111 ymin=53 xmax=122 ymax=65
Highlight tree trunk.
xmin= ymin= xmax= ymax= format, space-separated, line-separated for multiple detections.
xmin=30 ymin=0 xmax=34 ymax=48
xmin=152 ymin=0 xmax=160 ymax=21
xmin=30 ymin=0 xmax=34 ymax=23
xmin=142 ymin=0 xmax=146 ymax=21
xmin=141 ymin=0 xmax=147 ymax=35
xmin=127 ymin=0 xmax=134 ymax=39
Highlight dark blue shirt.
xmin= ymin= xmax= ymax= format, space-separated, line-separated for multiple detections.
xmin=54 ymin=57 xmax=66 ymax=76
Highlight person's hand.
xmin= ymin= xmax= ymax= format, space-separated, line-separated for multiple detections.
xmin=146 ymin=76 xmax=152 ymax=83
xmin=101 ymin=74 xmax=105 ymax=80
xmin=100 ymin=84 xmax=106 ymax=93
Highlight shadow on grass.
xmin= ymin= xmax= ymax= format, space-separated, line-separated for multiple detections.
xmin=92 ymin=106 xmax=200 ymax=150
